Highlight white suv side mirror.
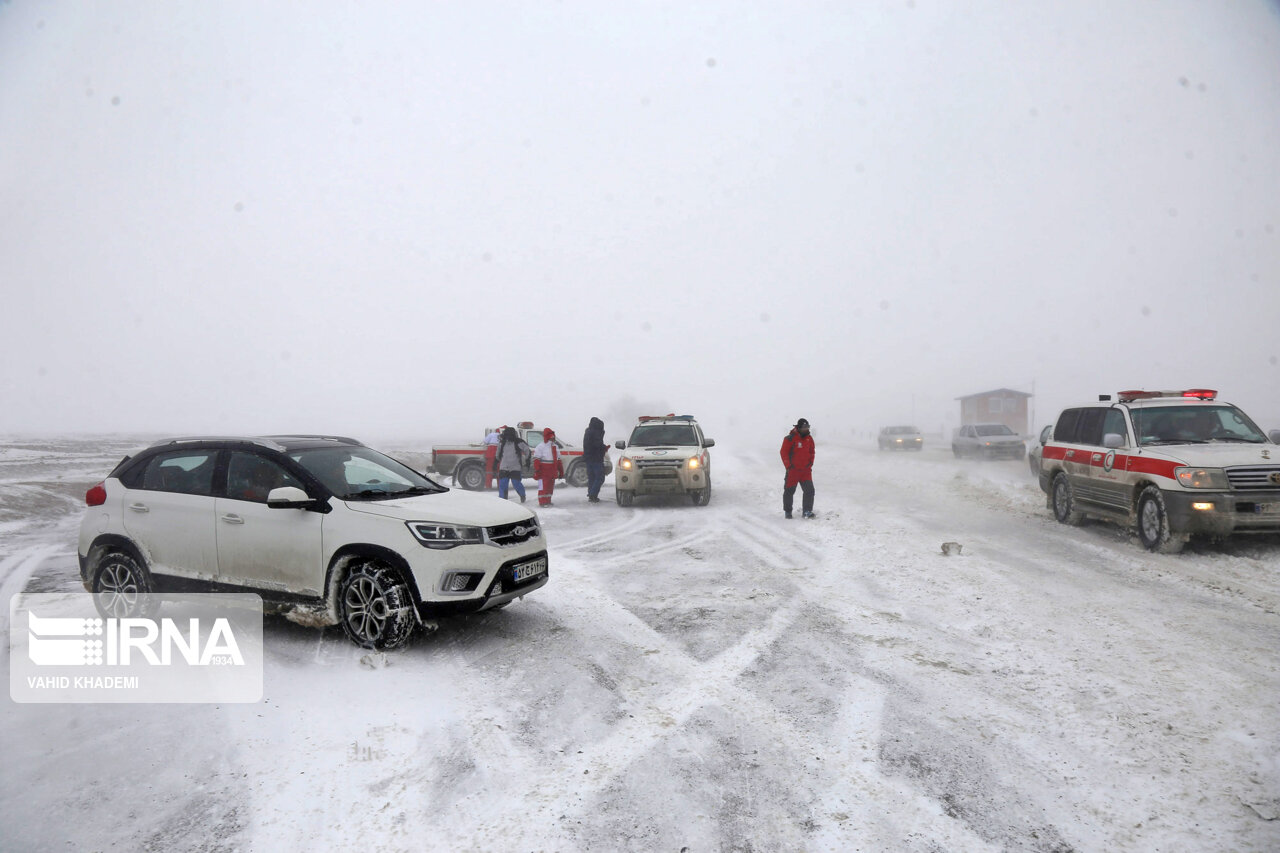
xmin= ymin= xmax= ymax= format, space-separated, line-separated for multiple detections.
xmin=1103 ymin=433 xmax=1125 ymax=449
xmin=1269 ymin=429 xmax=1280 ymax=445
xmin=703 ymin=438 xmax=715 ymax=448
xmin=614 ymin=440 xmax=626 ymax=450
xmin=267 ymin=486 xmax=315 ymax=509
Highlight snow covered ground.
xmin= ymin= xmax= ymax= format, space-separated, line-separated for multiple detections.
xmin=1 ymin=435 xmax=1278 ymax=852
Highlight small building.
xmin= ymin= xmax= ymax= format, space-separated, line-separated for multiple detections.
xmin=956 ymin=388 xmax=1031 ymax=434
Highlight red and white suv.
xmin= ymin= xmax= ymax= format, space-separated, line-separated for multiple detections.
xmin=1039 ymin=389 xmax=1280 ymax=552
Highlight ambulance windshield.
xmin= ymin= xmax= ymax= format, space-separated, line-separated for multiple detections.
xmin=1132 ymin=405 xmax=1267 ymax=446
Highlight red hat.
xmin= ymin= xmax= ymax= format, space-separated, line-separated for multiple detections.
xmin=542 ymin=427 xmax=555 ymax=439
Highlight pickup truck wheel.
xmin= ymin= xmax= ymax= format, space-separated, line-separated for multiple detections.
xmin=616 ymin=489 xmax=634 ymax=507
xmin=339 ymin=561 xmax=416 ymax=650
xmin=565 ymin=461 xmax=588 ymax=488
xmin=690 ymin=473 xmax=711 ymax=506
xmin=1136 ymin=486 xmax=1187 ymax=554
xmin=1051 ymin=472 xmax=1084 ymax=526
xmin=454 ymin=461 xmax=485 ymax=491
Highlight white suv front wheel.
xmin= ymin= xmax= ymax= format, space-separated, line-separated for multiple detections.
xmin=339 ymin=561 xmax=417 ymax=650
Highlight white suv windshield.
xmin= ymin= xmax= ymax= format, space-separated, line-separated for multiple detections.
xmin=1131 ymin=405 xmax=1266 ymax=445
xmin=291 ymin=447 xmax=445 ymax=499
xmin=975 ymin=425 xmax=1015 ymax=436
xmin=629 ymin=424 xmax=698 ymax=446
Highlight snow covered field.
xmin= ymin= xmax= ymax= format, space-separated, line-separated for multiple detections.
xmin=1 ymin=436 xmax=1278 ymax=852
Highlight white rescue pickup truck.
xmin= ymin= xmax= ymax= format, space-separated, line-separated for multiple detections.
xmin=613 ymin=414 xmax=714 ymax=507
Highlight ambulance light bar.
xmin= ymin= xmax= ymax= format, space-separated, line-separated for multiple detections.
xmin=1116 ymin=389 xmax=1218 ymax=403
xmin=638 ymin=413 xmax=696 ymax=422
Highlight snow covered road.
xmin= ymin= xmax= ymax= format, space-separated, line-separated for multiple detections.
xmin=2 ymin=437 xmax=1277 ymax=851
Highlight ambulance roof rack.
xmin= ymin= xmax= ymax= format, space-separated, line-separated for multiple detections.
xmin=1116 ymin=389 xmax=1217 ymax=403
xmin=638 ymin=414 xmax=695 ymax=422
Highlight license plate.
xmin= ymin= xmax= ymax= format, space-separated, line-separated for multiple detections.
xmin=512 ymin=557 xmax=547 ymax=583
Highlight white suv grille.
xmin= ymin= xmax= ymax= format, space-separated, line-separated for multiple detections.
xmin=487 ymin=520 xmax=541 ymax=547
xmin=1225 ymin=466 xmax=1280 ymax=490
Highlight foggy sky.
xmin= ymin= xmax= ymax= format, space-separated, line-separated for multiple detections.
xmin=3 ymin=1 xmax=1278 ymax=446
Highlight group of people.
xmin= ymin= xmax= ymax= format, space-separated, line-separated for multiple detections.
xmin=481 ymin=417 xmax=610 ymax=508
xmin=480 ymin=416 xmax=818 ymax=519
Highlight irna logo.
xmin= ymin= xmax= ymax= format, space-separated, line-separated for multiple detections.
xmin=27 ymin=612 xmax=245 ymax=667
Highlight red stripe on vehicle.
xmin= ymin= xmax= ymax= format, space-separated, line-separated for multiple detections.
xmin=1125 ymin=456 xmax=1179 ymax=480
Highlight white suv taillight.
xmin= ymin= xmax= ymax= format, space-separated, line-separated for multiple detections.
xmin=85 ymin=482 xmax=107 ymax=507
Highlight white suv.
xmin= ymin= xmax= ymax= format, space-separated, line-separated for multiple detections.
xmin=1039 ymin=389 xmax=1280 ymax=552
xmin=78 ymin=435 xmax=549 ymax=648
xmin=613 ymin=415 xmax=714 ymax=506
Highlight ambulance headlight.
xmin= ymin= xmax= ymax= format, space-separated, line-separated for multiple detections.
xmin=620 ymin=457 xmax=634 ymax=470
xmin=1174 ymin=467 xmax=1228 ymax=489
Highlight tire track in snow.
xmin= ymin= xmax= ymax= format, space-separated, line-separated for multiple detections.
xmin=0 ymin=544 xmax=62 ymax=642
xmin=552 ymin=507 xmax=658 ymax=554
xmin=437 ymin=513 xmax=998 ymax=851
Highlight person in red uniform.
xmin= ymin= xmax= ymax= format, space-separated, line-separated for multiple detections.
xmin=483 ymin=427 xmax=503 ymax=489
xmin=533 ymin=428 xmax=564 ymax=507
xmin=780 ymin=417 xmax=815 ymax=518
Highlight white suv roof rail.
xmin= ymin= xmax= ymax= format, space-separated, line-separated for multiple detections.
xmin=148 ymin=436 xmax=287 ymax=451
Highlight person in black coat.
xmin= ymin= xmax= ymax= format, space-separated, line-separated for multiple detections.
xmin=582 ymin=417 xmax=608 ymax=502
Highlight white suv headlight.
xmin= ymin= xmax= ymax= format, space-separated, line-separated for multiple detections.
xmin=407 ymin=521 xmax=484 ymax=549
xmin=1174 ymin=467 xmax=1228 ymax=489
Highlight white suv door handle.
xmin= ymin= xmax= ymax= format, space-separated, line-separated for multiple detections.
xmin=1065 ymin=450 xmax=1075 ymax=458
xmin=128 ymin=503 xmax=149 ymax=513
xmin=220 ymin=514 xmax=244 ymax=525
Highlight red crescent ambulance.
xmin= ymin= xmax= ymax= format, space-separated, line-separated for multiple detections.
xmin=1039 ymin=389 xmax=1280 ymax=552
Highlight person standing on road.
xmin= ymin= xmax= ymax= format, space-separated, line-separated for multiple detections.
xmin=495 ymin=426 xmax=530 ymax=502
xmin=780 ymin=417 xmax=815 ymax=519
xmin=533 ymin=427 xmax=564 ymax=507
xmin=582 ymin=417 xmax=608 ymax=503
xmin=483 ymin=426 xmax=502 ymax=490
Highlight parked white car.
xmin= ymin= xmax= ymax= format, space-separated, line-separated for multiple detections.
xmin=78 ymin=435 xmax=548 ymax=649
xmin=952 ymin=423 xmax=1025 ymax=460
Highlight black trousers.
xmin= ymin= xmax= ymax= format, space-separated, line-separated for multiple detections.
xmin=783 ymin=479 xmax=814 ymax=513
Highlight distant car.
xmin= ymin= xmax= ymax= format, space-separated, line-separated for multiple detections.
xmin=1027 ymin=424 xmax=1053 ymax=476
xmin=78 ymin=435 xmax=549 ymax=649
xmin=952 ymin=423 xmax=1026 ymax=459
xmin=878 ymin=425 xmax=924 ymax=451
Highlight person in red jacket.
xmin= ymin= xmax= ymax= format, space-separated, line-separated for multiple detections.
xmin=780 ymin=418 xmax=815 ymax=518
xmin=533 ymin=427 xmax=564 ymax=507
